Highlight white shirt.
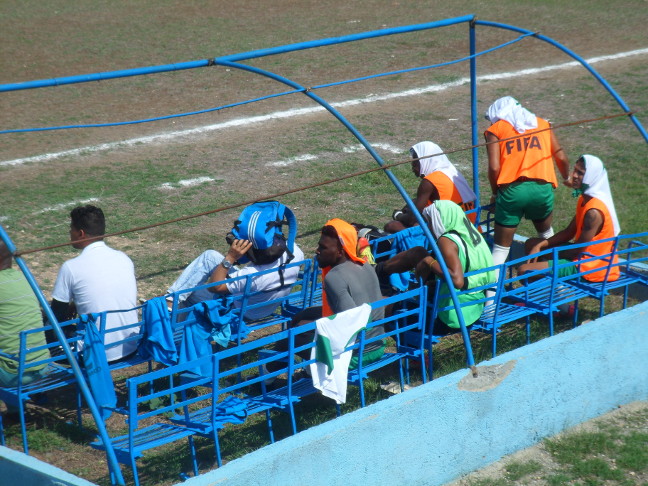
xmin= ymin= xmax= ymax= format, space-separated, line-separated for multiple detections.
xmin=227 ymin=244 xmax=305 ymax=320
xmin=52 ymin=241 xmax=139 ymax=361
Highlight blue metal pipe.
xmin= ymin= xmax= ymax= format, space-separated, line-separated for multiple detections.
xmin=469 ymin=21 xmax=480 ymax=206
xmin=219 ymin=16 xmax=475 ymax=63
xmin=0 ymin=16 xmax=474 ymax=93
xmin=474 ymin=20 xmax=648 ymax=143
xmin=217 ymin=59 xmax=477 ymax=368
xmin=0 ymin=226 xmax=125 ymax=485
xmin=0 ymin=60 xmax=211 ymax=93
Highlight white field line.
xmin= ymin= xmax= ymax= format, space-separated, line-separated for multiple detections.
xmin=343 ymin=142 xmax=403 ymax=154
xmin=2 ymin=47 xmax=647 ymax=169
xmin=3 ymin=141 xmax=400 ymax=222
xmin=158 ymin=176 xmax=215 ymax=190
xmin=266 ymin=154 xmax=317 ymax=167
xmin=266 ymin=143 xmax=403 ymax=167
xmin=34 ymin=197 xmax=100 ymax=214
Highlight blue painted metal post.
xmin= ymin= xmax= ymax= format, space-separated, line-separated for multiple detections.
xmin=0 ymin=226 xmax=125 ymax=486
xmin=216 ymin=59 xmax=477 ymax=370
xmin=469 ymin=19 xmax=480 ymax=207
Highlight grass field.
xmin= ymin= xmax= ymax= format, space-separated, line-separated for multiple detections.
xmin=1 ymin=1 xmax=647 ymax=484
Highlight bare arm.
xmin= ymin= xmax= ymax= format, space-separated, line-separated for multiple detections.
xmin=415 ymin=237 xmax=464 ymax=289
xmin=485 ymin=131 xmax=501 ymax=195
xmin=560 ymin=208 xmax=603 ymax=261
xmin=527 ymin=217 xmax=578 ymax=262
xmin=207 ymin=239 xmax=253 ymax=294
xmin=398 ymin=179 xmax=438 ymax=226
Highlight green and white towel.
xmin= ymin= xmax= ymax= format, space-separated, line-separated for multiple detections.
xmin=309 ymin=303 xmax=372 ymax=404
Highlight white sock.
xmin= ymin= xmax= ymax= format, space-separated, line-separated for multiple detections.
xmin=492 ymin=243 xmax=510 ymax=268
xmin=486 ymin=244 xmax=510 ymax=301
xmin=538 ymin=227 xmax=554 ymax=239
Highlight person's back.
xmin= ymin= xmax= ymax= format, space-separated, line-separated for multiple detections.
xmin=0 ymin=245 xmax=48 ymax=385
xmin=55 ymin=242 xmax=136 ymax=314
xmin=51 ymin=205 xmax=138 ymax=362
xmin=386 ymin=141 xmax=476 ymax=233
xmin=488 ymin=117 xmax=557 ymax=187
xmin=324 ymin=259 xmax=384 ymax=348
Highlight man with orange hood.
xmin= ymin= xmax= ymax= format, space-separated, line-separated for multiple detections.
xmin=294 ymin=218 xmax=385 ymax=367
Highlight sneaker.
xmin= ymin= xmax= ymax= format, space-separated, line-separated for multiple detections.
xmin=554 ymin=304 xmax=575 ymax=318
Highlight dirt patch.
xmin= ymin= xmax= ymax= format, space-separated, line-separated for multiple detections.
xmin=447 ymin=400 xmax=648 ymax=485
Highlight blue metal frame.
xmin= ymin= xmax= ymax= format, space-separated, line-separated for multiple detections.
xmin=0 ymin=227 xmax=126 ymax=485
xmin=474 ymin=20 xmax=648 ymax=143
xmin=2 ymin=18 xmax=647 ymax=467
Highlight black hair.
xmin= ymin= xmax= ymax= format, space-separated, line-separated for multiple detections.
xmin=70 ymin=205 xmax=105 ymax=236
xmin=321 ymin=225 xmax=342 ymax=248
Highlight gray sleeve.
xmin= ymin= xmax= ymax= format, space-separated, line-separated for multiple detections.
xmin=323 ymin=270 xmax=357 ymax=314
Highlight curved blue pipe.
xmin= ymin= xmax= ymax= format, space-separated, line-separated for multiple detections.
xmin=216 ymin=58 xmax=477 ymax=367
xmin=0 ymin=226 xmax=125 ymax=485
xmin=474 ymin=20 xmax=648 ymax=143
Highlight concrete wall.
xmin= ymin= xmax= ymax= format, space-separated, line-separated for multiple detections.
xmin=3 ymin=301 xmax=647 ymax=486
xmin=0 ymin=445 xmax=96 ymax=486
xmin=182 ymin=300 xmax=648 ymax=486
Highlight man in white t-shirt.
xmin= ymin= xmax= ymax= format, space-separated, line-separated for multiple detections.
xmin=167 ymin=236 xmax=305 ymax=320
xmin=51 ymin=205 xmax=139 ymax=362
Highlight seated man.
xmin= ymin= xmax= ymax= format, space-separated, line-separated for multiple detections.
xmin=518 ymin=155 xmax=620 ymax=282
xmin=377 ymin=200 xmax=495 ymax=335
xmin=385 ymin=141 xmax=477 ymax=233
xmin=291 ymin=218 xmax=386 ymax=367
xmin=166 ymin=236 xmax=304 ymax=321
xmin=0 ymin=241 xmax=49 ymax=388
xmin=51 ymin=205 xmax=139 ymax=363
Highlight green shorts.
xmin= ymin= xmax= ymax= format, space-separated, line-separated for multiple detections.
xmin=548 ymin=259 xmax=577 ymax=279
xmin=349 ymin=342 xmax=386 ymax=370
xmin=495 ymin=181 xmax=554 ymax=227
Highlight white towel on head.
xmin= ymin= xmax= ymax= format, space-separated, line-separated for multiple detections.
xmin=581 ymin=154 xmax=620 ymax=236
xmin=486 ymin=96 xmax=538 ymax=134
xmin=410 ymin=141 xmax=476 ymax=204
xmin=422 ymin=203 xmax=445 ymax=239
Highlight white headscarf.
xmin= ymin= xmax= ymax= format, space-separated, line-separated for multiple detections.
xmin=485 ymin=96 xmax=538 ymax=134
xmin=581 ymin=154 xmax=620 ymax=236
xmin=410 ymin=141 xmax=476 ymax=204
xmin=422 ymin=202 xmax=445 ymax=240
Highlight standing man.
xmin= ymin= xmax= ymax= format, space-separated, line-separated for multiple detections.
xmin=0 ymin=241 xmax=49 ymax=387
xmin=51 ymin=205 xmax=139 ymax=362
xmin=484 ymin=96 xmax=570 ymax=285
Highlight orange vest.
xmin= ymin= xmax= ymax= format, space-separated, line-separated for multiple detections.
xmin=574 ymin=196 xmax=619 ymax=282
xmin=424 ymin=172 xmax=476 ymax=224
xmin=486 ymin=117 xmax=558 ymax=188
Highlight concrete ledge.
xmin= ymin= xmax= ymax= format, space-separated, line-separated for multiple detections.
xmin=0 ymin=445 xmax=97 ymax=486
xmin=182 ymin=300 xmax=648 ymax=486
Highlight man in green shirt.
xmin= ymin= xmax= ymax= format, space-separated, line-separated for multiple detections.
xmin=376 ymin=200 xmax=495 ymax=335
xmin=0 ymin=241 xmax=49 ymax=388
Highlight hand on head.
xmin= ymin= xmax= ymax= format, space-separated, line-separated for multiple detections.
xmin=227 ymin=239 xmax=253 ymax=261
